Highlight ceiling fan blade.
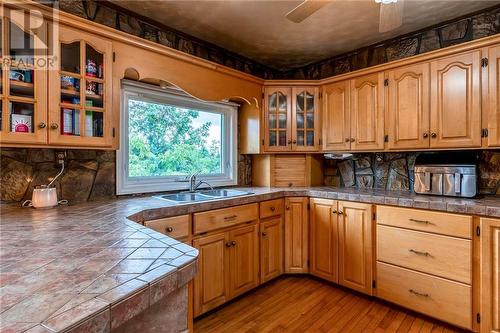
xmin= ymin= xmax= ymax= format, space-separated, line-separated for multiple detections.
xmin=379 ymin=0 xmax=404 ymax=33
xmin=286 ymin=0 xmax=331 ymax=23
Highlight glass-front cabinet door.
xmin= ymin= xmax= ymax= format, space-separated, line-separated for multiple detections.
xmin=48 ymin=25 xmax=113 ymax=147
xmin=264 ymin=87 xmax=291 ymax=152
xmin=0 ymin=8 xmax=48 ymax=145
xmin=291 ymin=87 xmax=319 ymax=151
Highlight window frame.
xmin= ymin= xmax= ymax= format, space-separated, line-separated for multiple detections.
xmin=117 ymin=80 xmax=238 ymax=195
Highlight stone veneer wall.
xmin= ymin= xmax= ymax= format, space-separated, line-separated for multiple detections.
xmin=0 ymin=148 xmax=253 ymax=203
xmin=323 ymin=151 xmax=500 ymax=196
xmin=40 ymin=1 xmax=500 ymax=78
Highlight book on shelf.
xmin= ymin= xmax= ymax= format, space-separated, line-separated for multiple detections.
xmin=61 ymin=109 xmax=81 ymax=135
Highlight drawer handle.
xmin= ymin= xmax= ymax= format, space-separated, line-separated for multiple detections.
xmin=270 ymin=206 xmax=276 ymax=212
xmin=409 ymin=289 xmax=430 ymax=298
xmin=409 ymin=249 xmax=431 ymax=257
xmin=409 ymin=218 xmax=433 ymax=225
xmin=165 ymin=227 xmax=174 ymax=233
xmin=224 ymin=215 xmax=238 ymax=221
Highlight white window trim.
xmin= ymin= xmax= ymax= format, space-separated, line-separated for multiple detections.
xmin=117 ymin=80 xmax=238 ymax=195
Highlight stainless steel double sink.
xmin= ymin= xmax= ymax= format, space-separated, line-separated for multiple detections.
xmin=154 ymin=189 xmax=253 ymax=203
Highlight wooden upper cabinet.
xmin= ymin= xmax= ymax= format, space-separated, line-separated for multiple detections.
xmin=350 ymin=73 xmax=385 ymax=151
xmin=486 ymin=45 xmax=500 ymax=147
xmin=430 ymin=50 xmax=482 ymax=148
xmin=291 ymin=87 xmax=320 ymax=151
xmin=284 ymin=197 xmax=309 ymax=273
xmin=387 ymin=63 xmax=430 ymax=150
xmin=228 ymin=224 xmax=260 ymax=298
xmin=263 ymin=87 xmax=291 ymax=152
xmin=0 ymin=11 xmax=48 ymax=145
xmin=48 ymin=24 xmax=113 ymax=148
xmin=322 ymin=80 xmax=351 ymax=151
xmin=193 ymin=232 xmax=228 ymax=317
xmin=310 ymin=198 xmax=339 ymax=283
xmin=260 ymin=216 xmax=284 ymax=283
xmin=480 ymin=217 xmax=500 ymax=333
xmin=338 ymin=201 xmax=373 ymax=295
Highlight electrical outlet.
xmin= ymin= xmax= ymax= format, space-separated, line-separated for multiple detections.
xmin=55 ymin=151 xmax=66 ymax=165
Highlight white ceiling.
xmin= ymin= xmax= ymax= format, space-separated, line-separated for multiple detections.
xmin=110 ymin=0 xmax=499 ymax=70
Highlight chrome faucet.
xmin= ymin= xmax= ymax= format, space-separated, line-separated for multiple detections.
xmin=177 ymin=171 xmax=213 ymax=192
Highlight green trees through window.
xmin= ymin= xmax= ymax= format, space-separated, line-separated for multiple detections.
xmin=128 ymin=100 xmax=222 ymax=177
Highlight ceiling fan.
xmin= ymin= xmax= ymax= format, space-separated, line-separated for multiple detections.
xmin=286 ymin=0 xmax=405 ymax=33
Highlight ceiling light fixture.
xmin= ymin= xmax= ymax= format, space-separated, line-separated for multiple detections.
xmin=375 ymin=0 xmax=398 ymax=4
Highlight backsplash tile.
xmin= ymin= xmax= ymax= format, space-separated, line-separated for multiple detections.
xmin=323 ymin=151 xmax=500 ymax=196
xmin=1 ymin=148 xmax=253 ymax=203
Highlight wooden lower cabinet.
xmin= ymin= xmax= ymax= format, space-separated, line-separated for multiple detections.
xmin=310 ymin=198 xmax=338 ymax=283
xmin=228 ymin=224 xmax=260 ymax=298
xmin=193 ymin=232 xmax=227 ymax=317
xmin=284 ymin=197 xmax=309 ymax=273
xmin=193 ymin=223 xmax=259 ymax=317
xmin=260 ymin=216 xmax=284 ymax=283
xmin=480 ymin=217 xmax=500 ymax=333
xmin=338 ymin=201 xmax=374 ymax=295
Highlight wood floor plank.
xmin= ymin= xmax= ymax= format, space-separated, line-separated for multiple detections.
xmin=194 ymin=276 xmax=466 ymax=333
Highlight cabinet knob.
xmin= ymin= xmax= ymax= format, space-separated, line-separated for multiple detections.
xmin=345 ymin=138 xmax=350 ymax=142
xmin=292 ymin=140 xmax=297 ymax=144
xmin=38 ymin=122 xmax=46 ymax=129
xmin=262 ymin=231 xmax=267 ymax=237
xmin=332 ymin=209 xmax=337 ymax=214
xmin=287 ymin=140 xmax=292 ymax=144
xmin=226 ymin=241 xmax=232 ymax=247
xmin=231 ymin=240 xmax=236 ymax=246
xmin=270 ymin=206 xmax=275 ymax=212
xmin=338 ymin=211 xmax=343 ymax=215
xmin=286 ymin=206 xmax=290 ymax=210
xmin=50 ymin=123 xmax=59 ymax=130
xmin=350 ymin=138 xmax=355 ymax=142
xmin=423 ymin=133 xmax=429 ymax=138
xmin=165 ymin=227 xmax=173 ymax=233
xmin=431 ymin=132 xmax=437 ymax=138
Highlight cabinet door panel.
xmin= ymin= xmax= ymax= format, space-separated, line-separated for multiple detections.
xmin=387 ymin=63 xmax=430 ymax=150
xmin=0 ymin=13 xmax=48 ymax=145
xmin=430 ymin=51 xmax=481 ymax=148
xmin=193 ymin=232 xmax=228 ymax=317
xmin=487 ymin=46 xmax=500 ymax=147
xmin=338 ymin=201 xmax=373 ymax=295
xmin=350 ymin=73 xmax=385 ymax=150
xmin=480 ymin=218 xmax=500 ymax=333
xmin=284 ymin=197 xmax=309 ymax=273
xmin=292 ymin=87 xmax=320 ymax=151
xmin=310 ymin=198 xmax=338 ymax=283
xmin=48 ymin=25 xmax=113 ymax=147
xmin=322 ymin=81 xmax=351 ymax=151
xmin=264 ymin=87 xmax=291 ymax=152
xmin=228 ymin=224 xmax=259 ymax=298
xmin=260 ymin=217 xmax=284 ymax=283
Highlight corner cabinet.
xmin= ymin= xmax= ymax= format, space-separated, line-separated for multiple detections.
xmin=263 ymin=86 xmax=320 ymax=152
xmin=0 ymin=10 xmax=48 ymax=145
xmin=480 ymin=217 xmax=500 ymax=333
xmin=48 ymin=25 xmax=114 ymax=147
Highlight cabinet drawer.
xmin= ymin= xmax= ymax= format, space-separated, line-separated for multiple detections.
xmin=260 ymin=199 xmax=284 ymax=219
xmin=377 ymin=205 xmax=472 ymax=239
xmin=377 ymin=225 xmax=471 ymax=284
xmin=377 ymin=262 xmax=472 ymax=329
xmin=144 ymin=215 xmax=190 ymax=240
xmin=194 ymin=204 xmax=258 ymax=234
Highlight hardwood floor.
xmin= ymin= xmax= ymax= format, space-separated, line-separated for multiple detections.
xmin=194 ymin=276 xmax=468 ymax=333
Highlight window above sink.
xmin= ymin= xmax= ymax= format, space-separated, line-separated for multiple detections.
xmin=117 ymin=80 xmax=238 ymax=195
